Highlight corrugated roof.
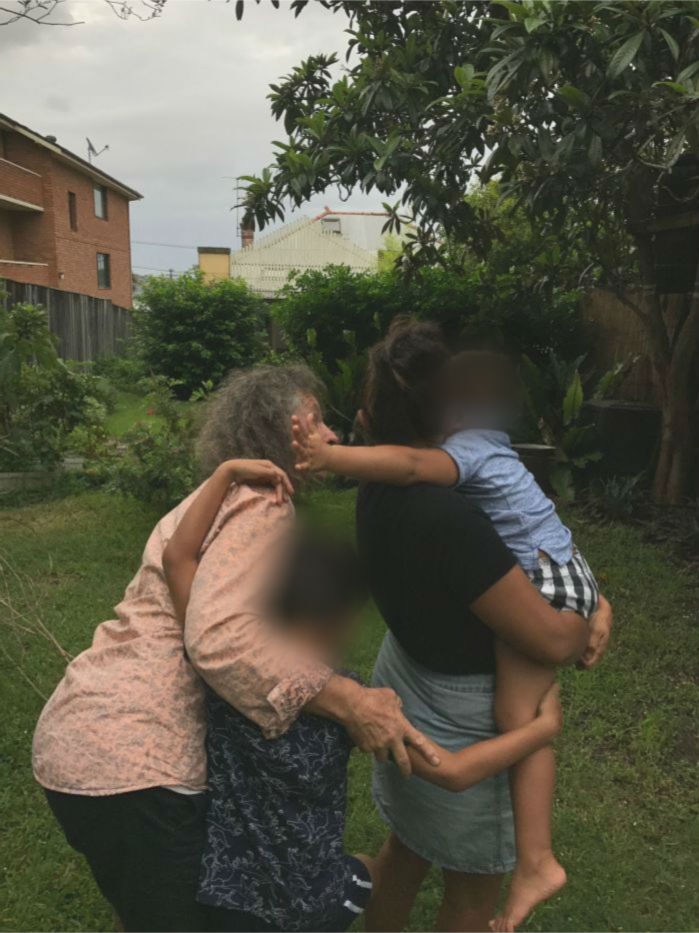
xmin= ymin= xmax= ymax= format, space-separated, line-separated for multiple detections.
xmin=229 ymin=214 xmax=379 ymax=299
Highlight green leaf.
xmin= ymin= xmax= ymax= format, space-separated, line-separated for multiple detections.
xmin=557 ymin=85 xmax=590 ymax=111
xmin=677 ymin=60 xmax=699 ymax=84
xmin=562 ymin=370 xmax=583 ymax=425
xmin=454 ymin=64 xmax=475 ymax=89
xmin=492 ymin=0 xmax=528 ymax=20
xmin=550 ymin=464 xmax=576 ymax=503
xmin=588 ymin=133 xmax=603 ymax=166
xmin=654 ymin=80 xmax=688 ymax=94
xmin=607 ymin=31 xmax=644 ymax=79
xmin=524 ymin=16 xmax=544 ymax=33
xmin=659 ymin=28 xmax=679 ymax=61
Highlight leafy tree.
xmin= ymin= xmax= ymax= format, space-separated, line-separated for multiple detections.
xmin=241 ymin=0 xmax=699 ymax=503
xmin=135 ymin=271 xmax=266 ymax=398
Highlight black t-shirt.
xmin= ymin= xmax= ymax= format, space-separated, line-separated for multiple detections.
xmin=355 ymin=483 xmax=517 ymax=675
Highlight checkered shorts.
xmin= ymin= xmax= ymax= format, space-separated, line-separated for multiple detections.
xmin=527 ymin=549 xmax=600 ymax=620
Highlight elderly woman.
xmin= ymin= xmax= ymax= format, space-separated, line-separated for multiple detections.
xmin=32 ymin=364 xmax=438 ymax=933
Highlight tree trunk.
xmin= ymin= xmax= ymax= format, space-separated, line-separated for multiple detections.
xmin=652 ymin=364 xmax=696 ymax=504
xmin=627 ymin=235 xmax=699 ymax=505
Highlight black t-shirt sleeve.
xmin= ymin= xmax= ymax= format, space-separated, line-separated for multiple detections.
xmin=432 ymin=493 xmax=517 ymax=608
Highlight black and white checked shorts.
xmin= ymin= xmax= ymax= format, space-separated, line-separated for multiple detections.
xmin=526 ymin=548 xmax=600 ymax=620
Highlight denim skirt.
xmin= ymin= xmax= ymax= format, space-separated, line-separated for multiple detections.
xmin=372 ymin=632 xmax=515 ymax=874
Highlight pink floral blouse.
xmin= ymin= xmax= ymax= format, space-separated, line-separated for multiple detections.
xmin=32 ymin=483 xmax=332 ymax=796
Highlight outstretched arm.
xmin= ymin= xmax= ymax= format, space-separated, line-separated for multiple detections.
xmin=163 ymin=459 xmax=294 ymax=624
xmin=409 ymin=683 xmax=562 ymax=792
xmin=291 ymin=413 xmax=458 ymax=486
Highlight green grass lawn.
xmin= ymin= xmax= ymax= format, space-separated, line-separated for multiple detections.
xmin=104 ymin=391 xmax=162 ymax=436
xmin=1 ymin=488 xmax=698 ymax=932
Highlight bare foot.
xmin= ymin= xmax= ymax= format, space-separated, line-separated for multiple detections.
xmin=490 ymin=854 xmax=567 ymax=932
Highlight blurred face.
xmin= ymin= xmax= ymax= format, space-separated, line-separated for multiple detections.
xmin=286 ymin=613 xmax=360 ymax=667
xmin=296 ymin=394 xmax=338 ymax=444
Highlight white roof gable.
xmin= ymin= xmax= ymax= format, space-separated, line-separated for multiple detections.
xmin=229 ymin=213 xmax=386 ymax=299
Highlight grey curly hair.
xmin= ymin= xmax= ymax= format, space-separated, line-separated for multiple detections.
xmin=196 ymin=363 xmax=324 ymax=481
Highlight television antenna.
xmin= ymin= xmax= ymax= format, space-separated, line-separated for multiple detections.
xmin=86 ymin=137 xmax=110 ymax=163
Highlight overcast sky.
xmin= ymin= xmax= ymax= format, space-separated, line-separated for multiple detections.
xmin=1 ymin=0 xmax=379 ymax=275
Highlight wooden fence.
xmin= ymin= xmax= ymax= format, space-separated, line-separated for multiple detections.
xmin=1 ymin=278 xmax=133 ymax=361
xmin=581 ymin=288 xmax=688 ymax=405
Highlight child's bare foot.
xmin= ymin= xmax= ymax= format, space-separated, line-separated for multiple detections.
xmin=490 ymin=854 xmax=566 ymax=932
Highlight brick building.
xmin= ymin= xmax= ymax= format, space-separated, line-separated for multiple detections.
xmin=0 ymin=113 xmax=141 ymax=308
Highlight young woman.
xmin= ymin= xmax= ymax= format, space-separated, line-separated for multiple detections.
xmin=291 ymin=337 xmax=607 ymax=931
xmin=307 ymin=319 xmax=611 ymax=933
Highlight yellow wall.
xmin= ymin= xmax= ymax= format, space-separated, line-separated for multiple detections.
xmin=198 ymin=249 xmax=230 ymax=283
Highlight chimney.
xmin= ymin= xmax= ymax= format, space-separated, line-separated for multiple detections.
xmin=241 ymin=221 xmax=254 ymax=249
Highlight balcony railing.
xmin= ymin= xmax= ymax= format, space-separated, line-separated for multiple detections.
xmin=0 ymin=158 xmax=44 ymax=211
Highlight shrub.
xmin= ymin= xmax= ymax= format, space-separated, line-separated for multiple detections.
xmin=91 ymin=346 xmax=148 ymax=393
xmin=92 ymin=377 xmax=200 ymax=512
xmin=518 ymin=352 xmax=638 ymax=502
xmin=134 ymin=272 xmax=266 ymax=398
xmin=274 ymin=264 xmax=587 ymax=378
xmin=0 ymin=302 xmax=108 ymax=471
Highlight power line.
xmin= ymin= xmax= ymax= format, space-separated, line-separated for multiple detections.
xmin=132 ymin=240 xmax=199 ymax=250
xmin=133 ymin=264 xmax=188 ymax=274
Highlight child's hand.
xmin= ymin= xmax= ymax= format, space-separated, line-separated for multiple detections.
xmin=291 ymin=413 xmax=332 ymax=473
xmin=536 ymin=683 xmax=563 ymax=736
xmin=577 ymin=594 xmax=613 ymax=670
xmin=220 ymin=459 xmax=294 ymax=505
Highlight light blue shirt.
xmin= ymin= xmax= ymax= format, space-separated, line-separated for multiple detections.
xmin=440 ymin=429 xmax=573 ymax=572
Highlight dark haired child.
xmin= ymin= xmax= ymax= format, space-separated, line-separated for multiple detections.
xmin=162 ymin=459 xmax=564 ymax=932
xmin=291 ymin=341 xmax=611 ymax=933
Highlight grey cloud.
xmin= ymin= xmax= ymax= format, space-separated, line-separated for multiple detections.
xmin=2 ymin=0 xmax=379 ymax=274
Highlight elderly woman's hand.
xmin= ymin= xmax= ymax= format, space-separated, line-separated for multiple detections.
xmin=346 ymin=685 xmax=442 ymax=776
xmin=221 ymin=459 xmax=295 ymax=505
xmin=577 ymin=593 xmax=613 ymax=670
xmin=307 ymin=674 xmax=441 ymax=777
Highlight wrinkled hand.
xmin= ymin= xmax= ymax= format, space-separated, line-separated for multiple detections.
xmin=577 ymin=594 xmax=613 ymax=670
xmin=223 ymin=459 xmax=294 ymax=505
xmin=291 ymin=413 xmax=331 ymax=473
xmin=344 ymin=685 xmax=441 ymax=778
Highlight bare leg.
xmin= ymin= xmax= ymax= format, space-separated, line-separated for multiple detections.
xmin=364 ymin=833 xmax=431 ymax=932
xmin=436 ymin=870 xmax=503 ymax=933
xmin=491 ymin=641 xmax=567 ymax=933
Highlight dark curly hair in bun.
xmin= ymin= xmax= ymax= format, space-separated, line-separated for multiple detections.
xmin=360 ymin=316 xmax=450 ymax=446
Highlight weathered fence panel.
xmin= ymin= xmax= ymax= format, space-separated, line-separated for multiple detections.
xmin=582 ymin=288 xmax=684 ymax=405
xmin=1 ymin=278 xmax=133 ymax=361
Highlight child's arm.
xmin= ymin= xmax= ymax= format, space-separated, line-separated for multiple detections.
xmin=162 ymin=459 xmax=294 ymax=624
xmin=407 ymin=683 xmax=562 ymax=793
xmin=291 ymin=414 xmax=458 ymax=486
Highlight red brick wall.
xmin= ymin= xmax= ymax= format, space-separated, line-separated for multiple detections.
xmin=0 ymin=260 xmax=50 ymax=286
xmin=0 ymin=210 xmax=14 ymax=258
xmin=0 ymin=131 xmax=134 ymax=308
xmin=51 ymin=160 xmax=133 ymax=307
xmin=0 ymin=157 xmax=43 ymax=208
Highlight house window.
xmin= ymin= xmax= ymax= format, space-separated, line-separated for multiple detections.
xmin=97 ymin=252 xmax=111 ymax=289
xmin=94 ymin=185 xmax=108 ymax=219
xmin=68 ymin=192 xmax=77 ymax=231
xmin=321 ymin=216 xmax=341 ymax=235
